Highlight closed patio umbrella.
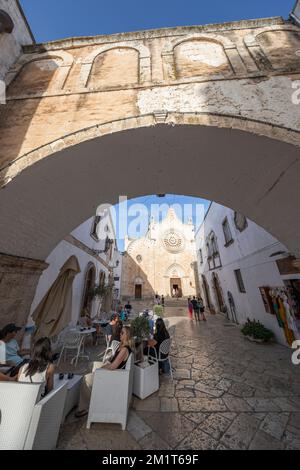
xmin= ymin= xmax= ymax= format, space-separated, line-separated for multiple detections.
xmin=32 ymin=255 xmax=81 ymax=340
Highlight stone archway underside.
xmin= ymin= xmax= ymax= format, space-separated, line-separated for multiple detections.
xmin=0 ymin=122 xmax=299 ymax=261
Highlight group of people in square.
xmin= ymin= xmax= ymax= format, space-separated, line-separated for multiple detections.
xmin=188 ymin=296 xmax=207 ymax=321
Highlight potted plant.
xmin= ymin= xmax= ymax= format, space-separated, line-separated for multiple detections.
xmin=153 ymin=304 xmax=164 ymax=317
xmin=241 ymin=318 xmax=274 ymax=343
xmin=131 ymin=315 xmax=150 ymax=341
xmin=89 ymin=283 xmax=113 ymax=317
xmin=131 ymin=316 xmax=151 ymax=363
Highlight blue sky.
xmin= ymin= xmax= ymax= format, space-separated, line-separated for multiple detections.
xmin=112 ymin=195 xmax=211 ymax=251
xmin=21 ymin=0 xmax=294 ymax=43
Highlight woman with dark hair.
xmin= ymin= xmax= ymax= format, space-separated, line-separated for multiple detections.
xmin=147 ymin=318 xmax=170 ymax=373
xmin=17 ymin=337 xmax=55 ymax=397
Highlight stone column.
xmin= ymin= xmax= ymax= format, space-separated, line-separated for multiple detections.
xmin=0 ymin=253 xmax=48 ymax=330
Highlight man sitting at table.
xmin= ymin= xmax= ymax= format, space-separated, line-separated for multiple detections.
xmin=0 ymin=324 xmax=30 ymax=375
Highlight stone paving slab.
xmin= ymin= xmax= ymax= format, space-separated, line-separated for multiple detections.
xmin=136 ymin=411 xmax=197 ymax=448
xmin=57 ymin=309 xmax=300 ymax=450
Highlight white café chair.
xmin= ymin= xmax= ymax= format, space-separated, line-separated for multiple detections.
xmin=87 ymin=353 xmax=134 ymax=430
xmin=147 ymin=337 xmax=173 ymax=380
xmin=0 ymin=381 xmax=67 ymax=450
xmin=57 ymin=331 xmax=86 ymax=367
xmin=97 ymin=330 xmax=111 ymax=358
xmin=103 ymin=340 xmax=120 ymax=363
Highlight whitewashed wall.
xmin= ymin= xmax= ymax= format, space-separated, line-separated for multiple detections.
xmin=28 ymin=213 xmax=120 ymax=327
xmin=0 ymin=0 xmax=33 ymax=80
xmin=196 ymin=202 xmax=299 ymax=346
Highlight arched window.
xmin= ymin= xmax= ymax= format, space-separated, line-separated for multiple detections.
xmin=88 ymin=47 xmax=139 ymax=89
xmin=99 ymin=270 xmax=106 ymax=289
xmin=234 ymin=212 xmax=248 ymax=232
xmin=8 ymin=58 xmax=62 ymax=96
xmin=222 ymin=217 xmax=234 ymax=246
xmin=90 ymin=215 xmax=102 ymax=241
xmin=174 ymin=40 xmax=231 ymax=79
xmin=257 ymin=30 xmax=300 ymax=70
xmin=206 ymin=232 xmax=221 ymax=269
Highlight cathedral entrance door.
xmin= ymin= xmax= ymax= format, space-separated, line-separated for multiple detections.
xmin=135 ymin=284 xmax=142 ymax=299
xmin=170 ymin=278 xmax=182 ymax=298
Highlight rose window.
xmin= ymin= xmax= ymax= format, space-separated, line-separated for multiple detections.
xmin=163 ymin=230 xmax=185 ymax=253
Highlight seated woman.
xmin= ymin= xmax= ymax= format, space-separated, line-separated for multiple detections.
xmin=17 ymin=337 xmax=55 ymax=397
xmin=112 ymin=318 xmax=123 ymax=343
xmin=147 ymin=318 xmax=170 ymax=373
xmin=75 ymin=325 xmax=133 ymax=418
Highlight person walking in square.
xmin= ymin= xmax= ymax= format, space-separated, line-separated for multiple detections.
xmin=191 ymin=296 xmax=199 ymax=321
xmin=198 ymin=296 xmax=207 ymax=321
xmin=187 ymin=297 xmax=193 ymax=320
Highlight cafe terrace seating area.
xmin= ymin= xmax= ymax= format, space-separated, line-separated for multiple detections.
xmin=0 ymin=308 xmax=176 ymax=450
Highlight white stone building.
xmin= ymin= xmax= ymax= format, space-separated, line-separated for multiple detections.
xmin=28 ymin=209 xmax=121 ymax=330
xmin=0 ymin=0 xmax=34 ymax=80
xmin=121 ymin=208 xmax=198 ymax=301
xmin=196 ymin=202 xmax=300 ymax=346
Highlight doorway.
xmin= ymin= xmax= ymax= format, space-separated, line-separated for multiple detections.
xmin=212 ymin=272 xmax=224 ymax=313
xmin=81 ymin=263 xmax=96 ymax=315
xmin=170 ymin=278 xmax=182 ymax=297
xmin=135 ymin=284 xmax=142 ymax=299
xmin=202 ymin=274 xmax=214 ymax=313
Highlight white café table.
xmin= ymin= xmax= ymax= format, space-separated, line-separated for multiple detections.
xmin=54 ymin=373 xmax=83 ymax=421
xmin=70 ymin=327 xmax=96 ymax=335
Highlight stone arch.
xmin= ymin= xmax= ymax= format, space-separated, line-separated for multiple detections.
xmin=165 ymin=263 xmax=186 ymax=278
xmin=162 ymin=33 xmax=246 ymax=80
xmin=0 ymin=112 xmax=300 ymax=262
xmin=2 ymin=111 xmax=299 ymax=189
xmin=244 ymin=25 xmax=300 ymax=71
xmin=79 ymin=42 xmax=151 ymax=87
xmin=5 ymin=51 xmax=74 ymax=94
xmin=81 ymin=261 xmax=96 ymax=316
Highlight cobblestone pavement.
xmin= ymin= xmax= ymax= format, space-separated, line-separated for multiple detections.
xmin=57 ymin=308 xmax=300 ymax=450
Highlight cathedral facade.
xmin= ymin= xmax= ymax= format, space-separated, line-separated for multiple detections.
xmin=121 ymin=209 xmax=198 ymax=301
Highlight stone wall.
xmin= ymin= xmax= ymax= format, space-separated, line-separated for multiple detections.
xmin=0 ymin=253 xmax=48 ymax=329
xmin=1 ymin=17 xmax=300 ymax=175
xmin=1 ymin=16 xmax=300 ymax=328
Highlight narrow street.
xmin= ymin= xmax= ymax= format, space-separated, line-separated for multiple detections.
xmin=58 ymin=308 xmax=300 ymax=450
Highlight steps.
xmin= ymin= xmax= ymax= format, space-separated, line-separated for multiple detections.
xmin=164 ymin=299 xmax=188 ymax=308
